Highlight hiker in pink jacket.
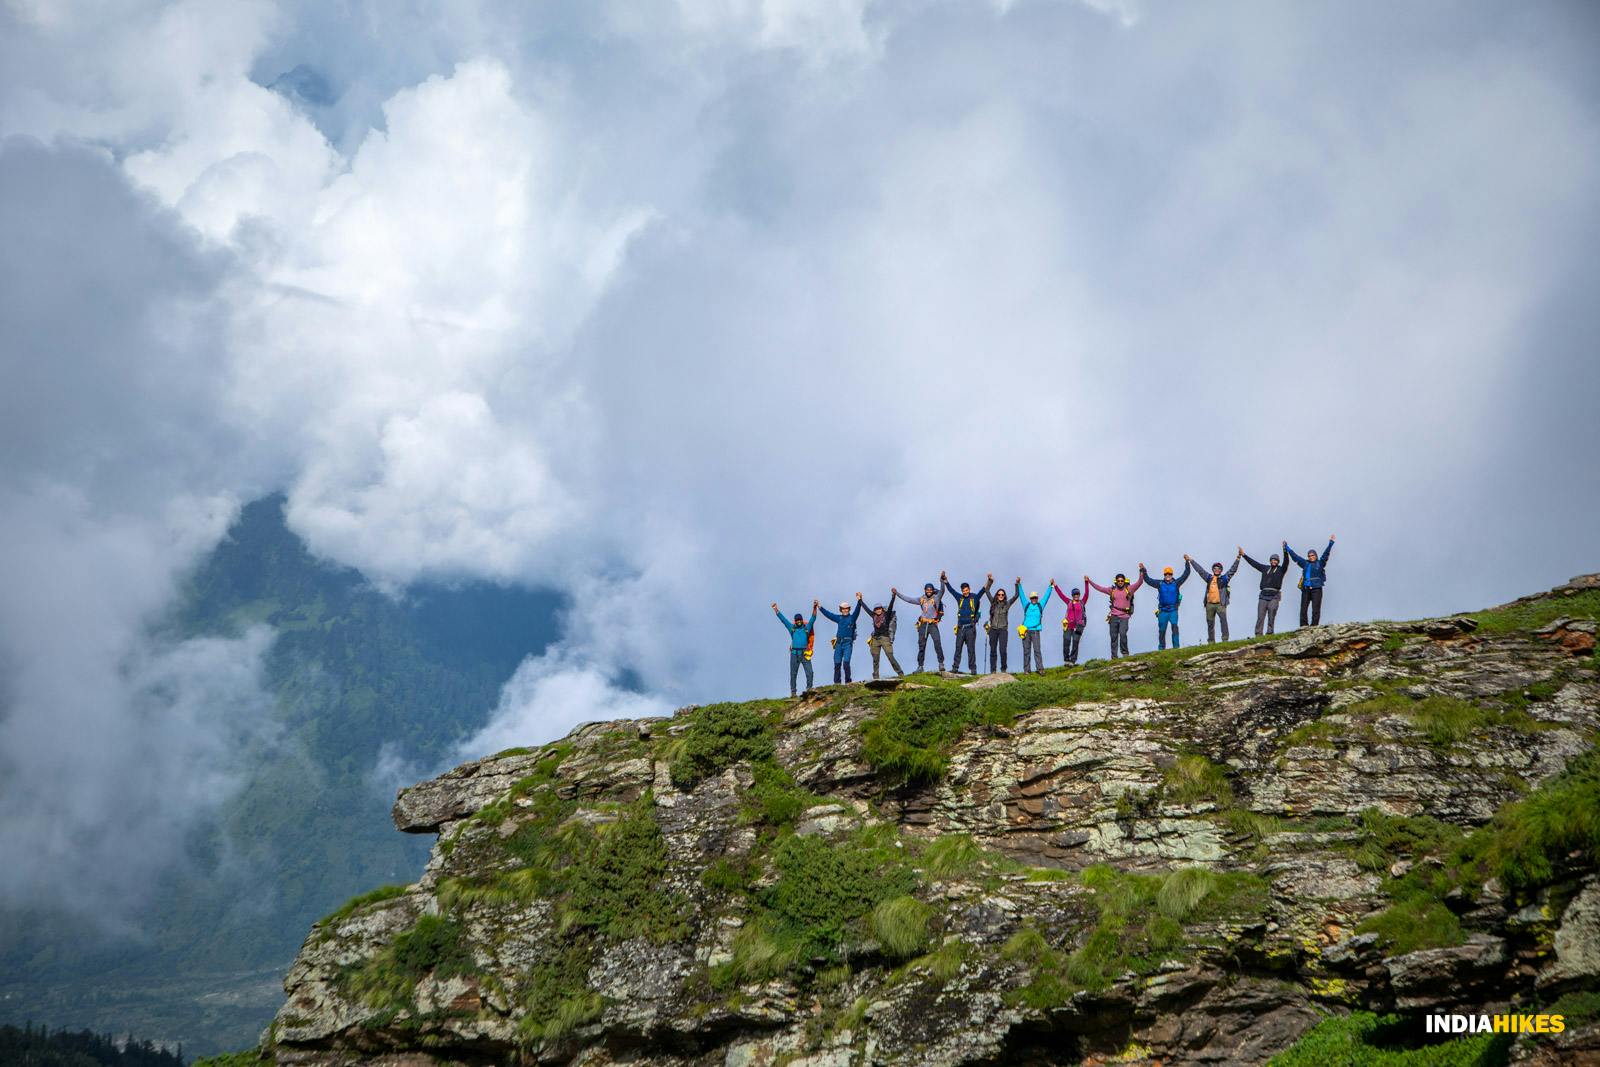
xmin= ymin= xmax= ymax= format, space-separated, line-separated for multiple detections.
xmin=1085 ymin=571 xmax=1144 ymax=659
xmin=1051 ymin=581 xmax=1089 ymax=665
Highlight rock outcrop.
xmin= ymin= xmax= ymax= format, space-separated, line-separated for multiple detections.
xmin=259 ymin=578 xmax=1600 ymax=1066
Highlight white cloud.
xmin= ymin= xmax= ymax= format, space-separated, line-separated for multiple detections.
xmin=453 ymin=651 xmax=674 ymax=764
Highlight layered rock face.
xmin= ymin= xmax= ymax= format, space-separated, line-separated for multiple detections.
xmin=264 ymin=577 xmax=1600 ymax=1066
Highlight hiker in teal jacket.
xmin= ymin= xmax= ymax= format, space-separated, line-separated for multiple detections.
xmin=1015 ymin=578 xmax=1054 ymax=675
xmin=819 ymin=593 xmax=866 ymax=685
xmin=1285 ymin=535 xmax=1335 ymax=627
xmin=773 ymin=601 xmax=817 ymax=696
xmin=1139 ymin=561 xmax=1191 ymax=650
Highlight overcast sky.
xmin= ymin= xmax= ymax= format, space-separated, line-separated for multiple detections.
xmin=2 ymin=0 xmax=1598 ymax=918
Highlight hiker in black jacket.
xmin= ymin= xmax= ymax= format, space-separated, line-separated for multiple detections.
xmin=942 ymin=571 xmax=992 ymax=675
xmin=866 ymin=596 xmax=904 ymax=679
xmin=1240 ymin=545 xmax=1290 ymax=636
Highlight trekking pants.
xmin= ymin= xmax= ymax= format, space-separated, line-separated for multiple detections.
xmin=1255 ymin=593 xmax=1280 ymax=636
xmin=953 ymin=623 xmax=978 ymax=673
xmin=789 ymin=651 xmax=814 ymax=694
xmin=1300 ymin=587 xmax=1324 ymax=627
xmin=832 ymin=638 xmax=854 ymax=685
xmin=1108 ymin=615 xmax=1130 ymax=658
xmin=1021 ymin=628 xmax=1044 ymax=673
xmin=1063 ymin=625 xmax=1084 ymax=665
xmin=868 ymin=636 xmax=903 ymax=678
xmin=987 ymin=626 xmax=1009 ymax=673
xmin=916 ymin=620 xmax=945 ymax=670
xmin=1157 ymin=608 xmax=1180 ymax=650
xmin=1204 ymin=602 xmax=1229 ymax=643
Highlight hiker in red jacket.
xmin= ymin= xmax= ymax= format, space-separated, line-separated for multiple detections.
xmin=1085 ymin=571 xmax=1144 ymax=659
xmin=1052 ymin=581 xmax=1089 ymax=665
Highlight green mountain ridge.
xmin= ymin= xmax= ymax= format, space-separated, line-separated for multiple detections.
xmin=0 ymin=496 xmax=563 ymax=1056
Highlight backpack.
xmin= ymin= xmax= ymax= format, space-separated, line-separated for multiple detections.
xmin=804 ymin=628 xmax=815 ymax=660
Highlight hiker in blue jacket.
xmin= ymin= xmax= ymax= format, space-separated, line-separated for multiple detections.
xmin=942 ymin=571 xmax=993 ymax=675
xmin=772 ymin=601 xmax=818 ymax=696
xmin=1015 ymin=578 xmax=1054 ymax=675
xmin=819 ymin=593 xmax=866 ymax=684
xmin=1285 ymin=535 xmax=1335 ymax=627
xmin=1139 ymin=561 xmax=1191 ymax=650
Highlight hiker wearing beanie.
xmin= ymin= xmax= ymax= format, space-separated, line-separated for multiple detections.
xmin=943 ymin=571 xmax=993 ymax=675
xmin=772 ymin=600 xmax=818 ymax=696
xmin=1285 ymin=536 xmax=1336 ymax=627
xmin=866 ymin=596 xmax=904 ymax=680
xmin=893 ymin=581 xmax=947 ymax=672
xmin=1241 ymin=545 xmax=1291 ymax=635
xmin=1140 ymin=560 xmax=1191 ymax=650
xmin=1015 ymin=578 xmax=1054 ymax=675
xmin=1052 ymin=580 xmax=1089 ymax=665
xmin=1085 ymin=570 xmax=1144 ymax=659
xmin=818 ymin=593 xmax=865 ymax=684
xmin=1187 ymin=551 xmax=1242 ymax=643
xmin=986 ymin=584 xmax=1017 ymax=673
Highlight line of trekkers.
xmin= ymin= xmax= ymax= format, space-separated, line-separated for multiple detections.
xmin=771 ymin=538 xmax=1335 ymax=696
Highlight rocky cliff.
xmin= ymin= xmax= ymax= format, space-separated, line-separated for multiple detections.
xmin=254 ymin=577 xmax=1600 ymax=1066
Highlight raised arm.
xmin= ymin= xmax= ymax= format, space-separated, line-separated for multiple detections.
xmin=1225 ymin=557 xmax=1241 ymax=580
xmin=1128 ymin=572 xmax=1145 ymax=593
xmin=850 ymin=598 xmax=864 ymax=621
xmin=774 ymin=606 xmax=794 ymax=632
xmin=1321 ymin=539 xmax=1334 ymax=565
xmin=808 ymin=608 xmax=818 ymax=630
xmin=1284 ymin=542 xmax=1307 ymax=567
xmin=893 ymin=589 xmax=921 ymax=607
xmin=1085 ymin=577 xmax=1113 ymax=595
xmin=1241 ymin=552 xmax=1268 ymax=574
xmin=1175 ymin=560 xmax=1193 ymax=586
xmin=819 ymin=605 xmax=843 ymax=624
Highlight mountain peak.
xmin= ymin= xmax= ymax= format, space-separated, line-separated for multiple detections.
xmin=252 ymin=576 xmax=1600 ymax=1065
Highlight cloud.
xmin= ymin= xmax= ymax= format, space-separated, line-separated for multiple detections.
xmin=453 ymin=651 xmax=674 ymax=765
xmin=1 ymin=0 xmax=1598 ymax=927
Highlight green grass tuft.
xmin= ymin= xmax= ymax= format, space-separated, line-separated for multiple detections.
xmin=1484 ymin=744 xmax=1600 ymax=892
xmin=670 ymin=702 xmax=777 ymax=788
xmin=870 ymin=895 xmax=933 ymax=959
xmin=1470 ymin=589 xmax=1600 ymax=635
xmin=1162 ymin=755 xmax=1233 ymax=806
xmin=346 ymin=913 xmax=475 ymax=1009
xmin=1268 ymin=1010 xmax=1511 ymax=1066
xmin=741 ymin=760 xmax=825 ymax=827
xmin=919 ymin=833 xmax=987 ymax=878
xmin=317 ymin=883 xmax=408 ymax=930
xmin=859 ymin=686 xmax=976 ymax=783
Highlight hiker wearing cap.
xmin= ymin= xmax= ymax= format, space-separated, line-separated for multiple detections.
xmin=773 ymin=601 xmax=818 ymax=696
xmin=866 ymin=596 xmax=904 ymax=680
xmin=819 ymin=593 xmax=866 ymax=684
xmin=1241 ymin=545 xmax=1291 ymax=635
xmin=1015 ymin=578 xmax=1054 ymax=675
xmin=1186 ymin=552 xmax=1242 ymax=644
xmin=1052 ymin=581 xmax=1089 ymax=665
xmin=986 ymin=584 xmax=1017 ymax=673
xmin=1285 ymin=536 xmax=1336 ymax=627
xmin=1085 ymin=570 xmax=1144 ymax=659
xmin=1139 ymin=561 xmax=1191 ymax=650
xmin=893 ymin=582 xmax=947 ymax=672
xmin=942 ymin=571 xmax=993 ymax=675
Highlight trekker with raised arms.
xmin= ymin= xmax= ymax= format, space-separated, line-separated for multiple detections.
xmin=1240 ymin=544 xmax=1291 ymax=635
xmin=1285 ymin=535 xmax=1336 ymax=627
xmin=865 ymin=596 xmax=904 ymax=680
xmin=1187 ymin=551 xmax=1242 ymax=643
xmin=1015 ymin=578 xmax=1054 ymax=675
xmin=772 ymin=600 xmax=818 ymax=696
xmin=818 ymin=593 xmax=865 ymax=684
xmin=1085 ymin=570 xmax=1143 ymax=659
xmin=893 ymin=581 xmax=946 ymax=672
xmin=943 ymin=571 xmax=993 ymax=676
xmin=986 ymin=583 xmax=1017 ymax=673
xmin=1051 ymin=580 xmax=1089 ymax=665
xmin=1139 ymin=560 xmax=1192 ymax=650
